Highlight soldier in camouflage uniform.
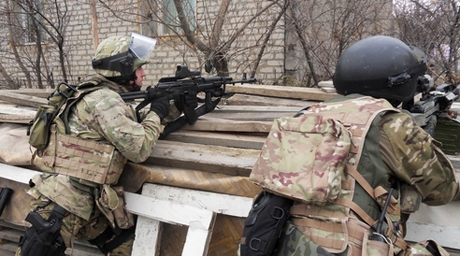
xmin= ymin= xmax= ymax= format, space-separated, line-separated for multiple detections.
xmin=250 ymin=36 xmax=459 ymax=256
xmin=17 ymin=33 xmax=196 ymax=256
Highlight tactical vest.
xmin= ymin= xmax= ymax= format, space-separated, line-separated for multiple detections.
xmin=287 ymin=97 xmax=408 ymax=255
xmin=33 ymin=79 xmax=127 ymax=185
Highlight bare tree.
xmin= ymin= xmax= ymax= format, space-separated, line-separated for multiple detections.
xmin=0 ymin=0 xmax=73 ymax=89
xmin=2 ymin=0 xmax=32 ymax=88
xmin=395 ymin=0 xmax=460 ymax=84
xmin=138 ymin=0 xmax=285 ymax=77
xmin=284 ymin=0 xmax=396 ymax=87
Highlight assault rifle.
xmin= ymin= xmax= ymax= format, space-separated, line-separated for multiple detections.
xmin=403 ymin=75 xmax=460 ymax=154
xmin=403 ymin=75 xmax=459 ymax=127
xmin=120 ymin=65 xmax=257 ymax=137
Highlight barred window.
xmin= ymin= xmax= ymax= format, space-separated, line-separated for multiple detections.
xmin=143 ymin=0 xmax=196 ymax=36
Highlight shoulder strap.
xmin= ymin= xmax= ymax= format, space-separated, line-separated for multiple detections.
xmin=58 ymin=81 xmax=105 ymax=134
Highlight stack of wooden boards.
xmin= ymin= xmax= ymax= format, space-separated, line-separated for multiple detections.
xmin=0 ymin=83 xmax=336 ymax=256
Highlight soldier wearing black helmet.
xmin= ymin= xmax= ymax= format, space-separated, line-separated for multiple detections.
xmin=267 ymin=36 xmax=459 ymax=256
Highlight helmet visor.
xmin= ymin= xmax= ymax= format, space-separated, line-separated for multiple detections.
xmin=129 ymin=32 xmax=157 ymax=62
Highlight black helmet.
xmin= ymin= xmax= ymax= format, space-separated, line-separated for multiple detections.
xmin=333 ymin=35 xmax=427 ymax=103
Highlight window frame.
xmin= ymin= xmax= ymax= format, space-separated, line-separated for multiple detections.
xmin=143 ymin=0 xmax=196 ymax=37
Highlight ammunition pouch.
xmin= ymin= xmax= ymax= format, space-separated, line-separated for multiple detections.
xmin=240 ymin=190 xmax=293 ymax=256
xmin=37 ymin=126 xmax=127 ymax=185
xmin=19 ymin=205 xmax=67 ymax=256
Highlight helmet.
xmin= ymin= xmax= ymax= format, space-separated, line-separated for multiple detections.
xmin=92 ymin=32 xmax=157 ymax=78
xmin=333 ymin=35 xmax=427 ymax=103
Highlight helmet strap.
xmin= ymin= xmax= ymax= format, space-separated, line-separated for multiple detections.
xmin=107 ymin=76 xmax=131 ymax=86
xmin=107 ymin=72 xmax=141 ymax=92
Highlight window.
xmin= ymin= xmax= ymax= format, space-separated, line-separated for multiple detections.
xmin=11 ymin=0 xmax=46 ymax=45
xmin=143 ymin=0 xmax=196 ymax=36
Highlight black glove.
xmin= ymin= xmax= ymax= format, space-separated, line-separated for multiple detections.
xmin=150 ymin=97 xmax=170 ymax=119
xmin=175 ymin=92 xmax=198 ymax=112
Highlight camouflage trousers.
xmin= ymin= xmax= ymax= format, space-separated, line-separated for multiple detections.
xmin=16 ymin=195 xmax=133 ymax=256
xmin=274 ymin=221 xmax=450 ymax=256
xmin=274 ymin=221 xmax=335 ymax=256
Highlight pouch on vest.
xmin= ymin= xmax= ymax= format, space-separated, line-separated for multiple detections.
xmin=240 ymin=190 xmax=293 ymax=256
xmin=249 ymin=114 xmax=351 ymax=206
xmin=27 ymin=82 xmax=77 ymax=150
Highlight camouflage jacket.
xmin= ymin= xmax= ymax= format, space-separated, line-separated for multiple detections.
xmin=29 ymin=76 xmax=179 ymax=220
xmin=317 ymin=94 xmax=458 ymax=207
xmin=253 ymin=94 xmax=459 ymax=254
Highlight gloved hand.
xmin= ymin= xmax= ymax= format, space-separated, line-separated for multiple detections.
xmin=150 ymin=97 xmax=170 ymax=119
xmin=175 ymin=92 xmax=198 ymax=112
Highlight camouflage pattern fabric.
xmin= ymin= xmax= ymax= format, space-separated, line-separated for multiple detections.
xmin=26 ymin=76 xmax=181 ymax=252
xmin=250 ymin=114 xmax=352 ymax=205
xmin=379 ymin=110 xmax=458 ymax=206
xmin=274 ymin=221 xmax=335 ymax=256
xmin=273 ymin=222 xmax=450 ymax=256
xmin=31 ymin=76 xmax=165 ymax=220
xmin=407 ymin=240 xmax=451 ymax=256
xmin=38 ymin=130 xmax=127 ymax=185
xmin=262 ymin=94 xmax=459 ymax=255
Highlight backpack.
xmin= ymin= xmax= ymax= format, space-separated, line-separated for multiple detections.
xmin=27 ymin=82 xmax=77 ymax=150
xmin=249 ymin=113 xmax=352 ymax=206
xmin=27 ymin=81 xmax=102 ymax=150
xmin=250 ymin=97 xmax=398 ymax=206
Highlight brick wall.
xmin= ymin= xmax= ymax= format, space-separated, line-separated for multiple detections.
xmin=0 ymin=0 xmax=284 ymax=88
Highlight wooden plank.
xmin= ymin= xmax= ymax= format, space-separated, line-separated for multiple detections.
xmin=164 ymin=130 xmax=266 ymax=149
xmin=0 ymin=105 xmax=36 ymax=124
xmin=181 ymin=117 xmax=272 ymax=133
xmin=131 ymin=216 xmax=161 ymax=256
xmin=118 ymin=163 xmax=261 ymax=198
xmin=226 ymin=83 xmax=339 ymax=101
xmin=206 ymin=105 xmax=300 ymax=121
xmin=6 ymin=89 xmax=53 ymax=98
xmin=0 ymin=105 xmax=36 ymax=116
xmin=223 ymin=93 xmax=316 ymax=107
xmin=405 ymin=222 xmax=460 ymax=250
xmin=147 ymin=140 xmax=260 ymax=176
xmin=0 ymin=116 xmax=31 ymax=124
xmin=134 ymin=184 xmax=253 ymax=256
xmin=125 ymin=191 xmax=216 ymax=228
xmin=215 ymin=105 xmax=302 ymax=112
xmin=142 ymin=184 xmax=253 ymax=217
xmin=0 ymin=163 xmax=39 ymax=184
xmin=448 ymin=155 xmax=460 ymax=169
xmin=125 ymin=192 xmax=216 ymax=256
xmin=0 ymin=91 xmax=46 ymax=109
xmin=202 ymin=112 xmax=282 ymax=121
xmin=183 ymin=226 xmax=213 ymax=256
xmin=406 ymin=201 xmax=460 ymax=250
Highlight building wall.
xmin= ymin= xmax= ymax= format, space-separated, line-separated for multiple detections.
xmin=0 ymin=0 xmax=397 ymax=89
xmin=283 ymin=0 xmax=397 ymax=86
xmin=0 ymin=0 xmax=285 ymax=89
